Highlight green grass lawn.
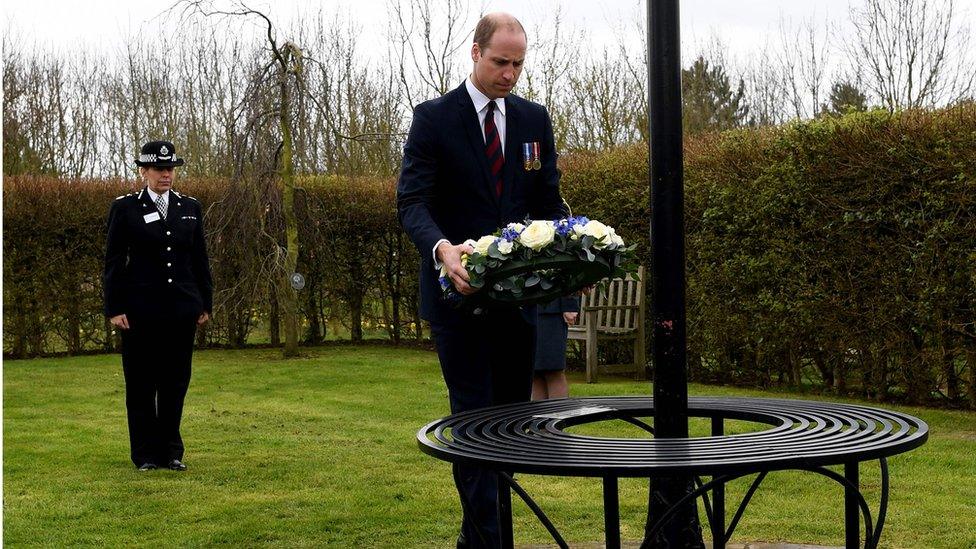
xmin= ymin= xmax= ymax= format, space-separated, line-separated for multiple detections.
xmin=4 ymin=346 xmax=975 ymax=548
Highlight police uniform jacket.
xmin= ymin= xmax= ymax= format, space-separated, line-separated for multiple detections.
xmin=104 ymin=187 xmax=213 ymax=320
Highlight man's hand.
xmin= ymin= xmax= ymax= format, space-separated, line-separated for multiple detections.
xmin=197 ymin=312 xmax=210 ymax=326
xmin=110 ymin=314 xmax=130 ymax=330
xmin=437 ymin=241 xmax=476 ymax=295
xmin=563 ymin=312 xmax=579 ymax=325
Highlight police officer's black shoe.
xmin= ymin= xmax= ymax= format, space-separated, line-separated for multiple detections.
xmin=137 ymin=462 xmax=157 ymax=471
xmin=167 ymin=459 xmax=187 ymax=471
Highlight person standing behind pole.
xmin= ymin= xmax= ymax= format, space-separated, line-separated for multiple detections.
xmin=531 ymin=296 xmax=579 ymax=400
xmin=104 ymin=140 xmax=212 ymax=472
xmin=397 ymin=12 xmax=567 ymax=548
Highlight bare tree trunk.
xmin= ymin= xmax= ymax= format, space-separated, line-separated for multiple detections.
xmin=279 ymin=66 xmax=300 ymax=357
xmin=269 ymin=292 xmax=281 ymax=347
xmin=967 ymin=349 xmax=976 ymax=409
xmin=305 ymin=284 xmax=322 ymax=345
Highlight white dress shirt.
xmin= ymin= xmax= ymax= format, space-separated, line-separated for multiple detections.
xmin=465 ymin=76 xmax=507 ymax=153
xmin=146 ymin=188 xmax=170 ymax=211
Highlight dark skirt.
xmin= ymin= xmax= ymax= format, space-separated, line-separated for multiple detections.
xmin=534 ymin=312 xmax=569 ymax=372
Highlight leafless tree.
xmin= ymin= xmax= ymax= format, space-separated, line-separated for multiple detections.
xmin=520 ymin=6 xmax=584 ymax=148
xmin=387 ymin=0 xmax=475 ymax=108
xmin=845 ymin=0 xmax=976 ymax=110
xmin=563 ymin=49 xmax=644 ymax=151
xmin=2 ymin=31 xmax=103 ymax=178
xmin=612 ymin=11 xmax=650 ymax=144
xmin=741 ymin=43 xmax=789 ymax=127
xmin=775 ymin=16 xmax=832 ymax=119
xmin=176 ymin=0 xmax=308 ymax=357
xmin=296 ymin=12 xmax=407 ymax=176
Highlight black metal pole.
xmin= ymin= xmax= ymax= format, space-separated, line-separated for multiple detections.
xmin=649 ymin=0 xmax=688 ymax=436
xmin=644 ymin=0 xmax=704 ymax=546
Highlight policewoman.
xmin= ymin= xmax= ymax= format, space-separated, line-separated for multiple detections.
xmin=103 ymin=140 xmax=213 ymax=471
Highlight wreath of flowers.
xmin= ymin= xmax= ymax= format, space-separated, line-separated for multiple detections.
xmin=440 ymin=216 xmax=639 ymax=307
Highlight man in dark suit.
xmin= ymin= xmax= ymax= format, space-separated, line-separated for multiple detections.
xmin=104 ymin=140 xmax=212 ymax=472
xmin=397 ymin=13 xmax=567 ymax=547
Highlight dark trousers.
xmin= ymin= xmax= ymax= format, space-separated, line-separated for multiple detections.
xmin=430 ymin=307 xmax=535 ymax=549
xmin=120 ymin=315 xmax=197 ymax=466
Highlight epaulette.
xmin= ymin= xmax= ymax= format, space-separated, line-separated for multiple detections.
xmin=172 ymin=190 xmax=198 ymax=202
xmin=115 ymin=192 xmax=136 ymax=200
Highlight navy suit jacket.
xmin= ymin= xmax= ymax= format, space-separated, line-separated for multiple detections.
xmin=397 ymin=83 xmax=567 ymax=323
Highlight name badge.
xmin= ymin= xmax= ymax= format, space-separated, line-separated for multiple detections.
xmin=143 ymin=212 xmax=161 ymax=223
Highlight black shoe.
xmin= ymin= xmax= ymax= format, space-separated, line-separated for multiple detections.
xmin=167 ymin=459 xmax=187 ymax=471
xmin=137 ymin=462 xmax=157 ymax=471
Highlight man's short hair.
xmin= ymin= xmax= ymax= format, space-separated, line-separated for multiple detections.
xmin=473 ymin=13 xmax=526 ymax=50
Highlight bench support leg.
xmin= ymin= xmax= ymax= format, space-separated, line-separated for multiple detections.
xmin=634 ymin=332 xmax=646 ymax=380
xmin=845 ymin=462 xmax=859 ymax=548
xmin=604 ymin=476 xmax=621 ymax=549
xmin=585 ymin=324 xmax=598 ymax=383
xmin=711 ymin=417 xmax=725 ymax=549
xmin=498 ymin=475 xmax=514 ymax=549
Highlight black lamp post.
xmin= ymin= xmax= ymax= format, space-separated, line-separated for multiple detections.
xmin=645 ymin=0 xmax=704 ymax=546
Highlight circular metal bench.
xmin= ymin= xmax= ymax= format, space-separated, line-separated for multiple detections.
xmin=418 ymin=396 xmax=928 ymax=549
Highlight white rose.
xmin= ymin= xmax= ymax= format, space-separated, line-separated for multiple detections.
xmin=609 ymin=228 xmax=625 ymax=248
xmin=497 ymin=240 xmax=513 ymax=255
xmin=572 ymin=222 xmax=587 ymax=240
xmin=472 ymin=235 xmax=496 ymax=255
xmin=518 ymin=220 xmax=556 ymax=251
xmin=506 ymin=222 xmax=526 ymax=233
xmin=582 ymin=220 xmax=613 ymax=248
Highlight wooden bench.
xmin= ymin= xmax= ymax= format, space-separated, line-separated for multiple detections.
xmin=567 ymin=266 xmax=646 ymax=383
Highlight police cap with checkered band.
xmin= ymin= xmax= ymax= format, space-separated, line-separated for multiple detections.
xmin=135 ymin=140 xmax=186 ymax=168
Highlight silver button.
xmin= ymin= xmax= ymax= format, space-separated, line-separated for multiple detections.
xmin=166 ymin=231 xmax=171 ymax=235
xmin=167 ymin=263 xmax=172 ymax=267
xmin=166 ymin=247 xmax=171 ymax=251
xmin=167 ymin=278 xmax=173 ymax=283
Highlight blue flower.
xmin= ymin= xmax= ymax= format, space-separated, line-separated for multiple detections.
xmin=554 ymin=218 xmax=574 ymax=237
xmin=439 ymin=276 xmax=450 ymax=289
xmin=501 ymin=227 xmax=521 ymax=242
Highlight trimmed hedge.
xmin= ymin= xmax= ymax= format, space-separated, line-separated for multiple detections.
xmin=561 ymin=106 xmax=976 ymax=407
xmin=2 ymin=175 xmax=421 ymax=356
xmin=3 ymin=106 xmax=973 ymax=406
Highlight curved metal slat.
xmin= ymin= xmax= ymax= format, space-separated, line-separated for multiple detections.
xmin=418 ymin=397 xmax=928 ymax=478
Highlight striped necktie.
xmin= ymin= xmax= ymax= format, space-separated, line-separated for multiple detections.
xmin=484 ymin=101 xmax=504 ymax=197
